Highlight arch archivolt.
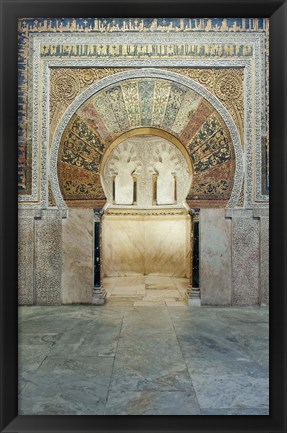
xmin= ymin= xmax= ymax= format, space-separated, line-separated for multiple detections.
xmin=50 ymin=68 xmax=243 ymax=209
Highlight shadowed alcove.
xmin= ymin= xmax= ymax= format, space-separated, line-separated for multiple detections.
xmin=100 ymin=130 xmax=193 ymax=282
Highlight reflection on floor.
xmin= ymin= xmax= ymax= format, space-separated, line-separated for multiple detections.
xmin=18 ymin=304 xmax=269 ymax=415
xmin=103 ymin=275 xmax=188 ymax=306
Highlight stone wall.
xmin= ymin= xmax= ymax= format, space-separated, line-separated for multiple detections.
xmin=17 ymin=18 xmax=269 ymax=307
xmin=102 ymin=212 xmax=191 ymax=278
xmin=200 ymin=209 xmax=232 ymax=305
xmin=18 ymin=207 xmax=269 ymax=306
xmin=18 ymin=211 xmax=35 ymax=305
xmin=34 ymin=210 xmax=62 ymax=305
xmin=18 ymin=209 xmax=62 ymax=305
xmin=61 ymin=208 xmax=94 ymax=304
xmin=225 ymin=208 xmax=269 ymax=306
xmin=198 ymin=208 xmax=269 ymax=307
xmin=260 ymin=215 xmax=269 ymax=305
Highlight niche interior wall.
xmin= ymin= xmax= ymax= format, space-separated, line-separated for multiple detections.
xmin=18 ymin=18 xmax=269 ymax=306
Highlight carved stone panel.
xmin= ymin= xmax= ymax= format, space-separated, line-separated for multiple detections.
xmin=260 ymin=217 xmax=269 ymax=305
xmin=232 ymin=216 xmax=260 ymax=305
xmin=18 ymin=217 xmax=34 ymax=305
xmin=34 ymin=211 xmax=62 ymax=305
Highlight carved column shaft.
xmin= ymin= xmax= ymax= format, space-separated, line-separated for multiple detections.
xmin=188 ymin=210 xmax=194 ymax=289
xmin=92 ymin=209 xmax=106 ymax=305
xmin=186 ymin=209 xmax=201 ymax=306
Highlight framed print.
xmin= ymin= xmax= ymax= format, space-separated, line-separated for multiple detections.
xmin=0 ymin=0 xmax=286 ymax=432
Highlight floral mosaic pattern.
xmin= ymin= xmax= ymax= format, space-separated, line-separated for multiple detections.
xmin=58 ymin=77 xmax=235 ymax=203
xmin=138 ymin=81 xmax=155 ymax=126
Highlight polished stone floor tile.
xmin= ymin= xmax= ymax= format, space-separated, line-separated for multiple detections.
xmin=133 ymin=300 xmax=166 ymax=306
xmin=111 ymin=333 xmax=192 ymax=392
xmin=18 ymin=355 xmax=114 ymax=415
xmin=104 ymin=390 xmax=201 ymax=415
xmin=165 ymin=300 xmax=187 ymax=306
xmin=104 ymin=276 xmax=146 ymax=286
xmin=111 ymin=285 xmax=146 ymax=294
xmin=120 ymin=306 xmax=174 ymax=335
xmin=145 ymin=275 xmax=173 ymax=285
xmin=144 ymin=289 xmax=181 ymax=298
xmin=18 ymin=342 xmax=56 ymax=393
xmin=104 ymin=276 xmax=185 ymax=305
xmin=171 ymin=277 xmax=189 ymax=292
xmin=175 ymin=325 xmax=250 ymax=358
xmin=18 ymin=304 xmax=269 ymax=415
xmin=51 ymin=330 xmax=120 ymax=358
xmin=201 ymin=407 xmax=269 ymax=415
xmin=19 ymin=315 xmax=85 ymax=334
xmin=18 ymin=331 xmax=61 ymax=346
xmin=145 ymin=284 xmax=177 ymax=291
xmin=109 ymin=367 xmax=193 ymax=393
xmin=19 ymin=377 xmax=109 ymax=415
xmin=19 ymin=342 xmax=55 ymax=370
xmin=188 ymin=371 xmax=269 ymax=409
xmin=106 ymin=297 xmax=136 ymax=306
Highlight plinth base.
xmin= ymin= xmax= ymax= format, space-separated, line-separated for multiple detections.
xmin=187 ymin=297 xmax=201 ymax=306
xmin=92 ymin=286 xmax=107 ymax=305
xmin=185 ymin=286 xmax=201 ymax=307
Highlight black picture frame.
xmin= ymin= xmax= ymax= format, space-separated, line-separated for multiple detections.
xmin=0 ymin=0 xmax=286 ymax=432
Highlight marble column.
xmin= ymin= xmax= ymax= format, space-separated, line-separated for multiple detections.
xmin=92 ymin=209 xmax=107 ymax=305
xmin=186 ymin=209 xmax=201 ymax=306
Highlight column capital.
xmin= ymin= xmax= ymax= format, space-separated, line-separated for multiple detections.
xmin=93 ymin=208 xmax=104 ymax=222
xmin=188 ymin=208 xmax=200 ymax=221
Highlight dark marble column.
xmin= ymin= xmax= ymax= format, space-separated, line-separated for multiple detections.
xmin=185 ymin=209 xmax=201 ymax=306
xmin=92 ymin=208 xmax=106 ymax=305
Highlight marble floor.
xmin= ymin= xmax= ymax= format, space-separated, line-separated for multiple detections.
xmin=18 ymin=303 xmax=269 ymax=415
xmin=103 ymin=275 xmax=188 ymax=306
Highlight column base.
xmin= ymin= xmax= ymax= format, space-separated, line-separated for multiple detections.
xmin=185 ymin=286 xmax=201 ymax=306
xmin=187 ymin=297 xmax=201 ymax=306
xmin=92 ymin=286 xmax=107 ymax=305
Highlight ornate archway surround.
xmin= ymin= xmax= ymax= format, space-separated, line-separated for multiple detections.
xmin=49 ymin=68 xmax=243 ymax=210
xmin=17 ymin=29 xmax=270 ymax=210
